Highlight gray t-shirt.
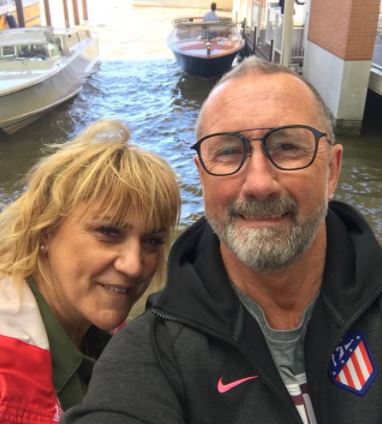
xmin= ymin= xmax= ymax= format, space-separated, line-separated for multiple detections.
xmin=235 ymin=286 xmax=318 ymax=424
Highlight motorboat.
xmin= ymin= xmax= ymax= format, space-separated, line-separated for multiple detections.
xmin=0 ymin=26 xmax=98 ymax=134
xmin=168 ymin=17 xmax=244 ymax=78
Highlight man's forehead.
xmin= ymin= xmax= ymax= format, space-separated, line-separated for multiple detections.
xmin=210 ymin=72 xmax=312 ymax=102
xmin=201 ymin=73 xmax=321 ymax=130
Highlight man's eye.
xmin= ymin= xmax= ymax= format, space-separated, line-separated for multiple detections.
xmin=270 ymin=139 xmax=304 ymax=153
xmin=217 ymin=147 xmax=239 ymax=156
xmin=212 ymin=146 xmax=243 ymax=162
xmin=279 ymin=143 xmax=299 ymax=151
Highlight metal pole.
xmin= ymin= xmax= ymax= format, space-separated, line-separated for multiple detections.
xmin=43 ymin=0 xmax=52 ymax=26
xmin=72 ymin=0 xmax=80 ymax=25
xmin=14 ymin=0 xmax=25 ymax=27
xmin=62 ymin=0 xmax=70 ymax=27
xmin=269 ymin=39 xmax=274 ymax=62
xmin=241 ymin=17 xmax=246 ymax=54
xmin=82 ymin=0 xmax=88 ymax=21
xmin=280 ymin=0 xmax=294 ymax=67
xmin=252 ymin=26 xmax=257 ymax=55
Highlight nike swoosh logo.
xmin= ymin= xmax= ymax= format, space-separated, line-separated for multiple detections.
xmin=217 ymin=375 xmax=259 ymax=393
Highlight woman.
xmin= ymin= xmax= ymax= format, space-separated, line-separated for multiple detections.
xmin=0 ymin=120 xmax=180 ymax=423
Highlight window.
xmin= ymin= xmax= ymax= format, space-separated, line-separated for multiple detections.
xmin=1 ymin=45 xmax=16 ymax=57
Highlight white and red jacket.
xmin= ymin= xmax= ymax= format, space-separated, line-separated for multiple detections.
xmin=0 ymin=277 xmax=63 ymax=424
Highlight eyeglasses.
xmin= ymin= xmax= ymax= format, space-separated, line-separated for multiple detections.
xmin=191 ymin=125 xmax=333 ymax=176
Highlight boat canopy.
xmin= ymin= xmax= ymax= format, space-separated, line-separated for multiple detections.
xmin=0 ymin=28 xmax=51 ymax=47
xmin=0 ymin=27 xmax=92 ymax=59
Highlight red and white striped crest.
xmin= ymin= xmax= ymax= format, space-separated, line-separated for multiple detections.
xmin=329 ymin=331 xmax=377 ymax=396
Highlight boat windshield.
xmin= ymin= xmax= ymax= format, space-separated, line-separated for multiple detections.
xmin=12 ymin=43 xmax=47 ymax=59
xmin=173 ymin=19 xmax=239 ymax=42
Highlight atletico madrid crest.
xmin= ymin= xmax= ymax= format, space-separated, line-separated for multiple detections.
xmin=329 ymin=331 xmax=377 ymax=396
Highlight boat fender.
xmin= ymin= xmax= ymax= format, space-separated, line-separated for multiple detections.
xmin=5 ymin=14 xmax=18 ymax=28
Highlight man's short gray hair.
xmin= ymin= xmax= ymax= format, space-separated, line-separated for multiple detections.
xmin=196 ymin=57 xmax=335 ymax=142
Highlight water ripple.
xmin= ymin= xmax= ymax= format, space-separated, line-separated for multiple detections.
xmin=0 ymin=59 xmax=381 ymax=239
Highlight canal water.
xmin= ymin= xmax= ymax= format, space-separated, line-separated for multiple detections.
xmin=0 ymin=0 xmax=381 ymax=242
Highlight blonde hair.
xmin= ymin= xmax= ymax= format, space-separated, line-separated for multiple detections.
xmin=0 ymin=120 xmax=180 ymax=287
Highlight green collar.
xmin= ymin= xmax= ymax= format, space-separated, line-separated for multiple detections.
xmin=29 ymin=281 xmax=111 ymax=409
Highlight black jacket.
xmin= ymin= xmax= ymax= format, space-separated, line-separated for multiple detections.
xmin=63 ymin=201 xmax=382 ymax=424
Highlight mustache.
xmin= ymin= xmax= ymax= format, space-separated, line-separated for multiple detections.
xmin=228 ymin=195 xmax=298 ymax=219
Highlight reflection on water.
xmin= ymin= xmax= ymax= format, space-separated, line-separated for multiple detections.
xmin=336 ymin=133 xmax=382 ymax=238
xmin=0 ymin=2 xmax=381 ymax=242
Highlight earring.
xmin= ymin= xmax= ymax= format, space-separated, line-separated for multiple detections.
xmin=40 ymin=244 xmax=47 ymax=252
xmin=329 ymin=193 xmax=335 ymax=200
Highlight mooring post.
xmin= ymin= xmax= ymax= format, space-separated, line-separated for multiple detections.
xmin=43 ymin=0 xmax=52 ymax=26
xmin=72 ymin=0 xmax=80 ymax=25
xmin=62 ymin=0 xmax=70 ymax=27
xmin=14 ymin=0 xmax=25 ymax=27
xmin=82 ymin=0 xmax=88 ymax=21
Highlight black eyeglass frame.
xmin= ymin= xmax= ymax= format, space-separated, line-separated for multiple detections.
xmin=191 ymin=124 xmax=334 ymax=176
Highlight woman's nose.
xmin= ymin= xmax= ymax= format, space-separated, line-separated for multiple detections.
xmin=114 ymin=242 xmax=143 ymax=278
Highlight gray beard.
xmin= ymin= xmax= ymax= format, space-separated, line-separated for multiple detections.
xmin=206 ymin=195 xmax=328 ymax=273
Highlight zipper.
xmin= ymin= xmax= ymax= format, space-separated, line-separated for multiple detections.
xmin=153 ymin=308 xmax=304 ymax=424
xmin=319 ymin=285 xmax=382 ymax=423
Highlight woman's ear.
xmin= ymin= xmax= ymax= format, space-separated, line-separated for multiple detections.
xmin=40 ymin=230 xmax=51 ymax=252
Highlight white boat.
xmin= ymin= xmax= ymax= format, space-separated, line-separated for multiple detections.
xmin=168 ymin=17 xmax=244 ymax=78
xmin=0 ymin=26 xmax=98 ymax=134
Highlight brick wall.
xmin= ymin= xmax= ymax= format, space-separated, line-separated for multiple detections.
xmin=308 ymin=0 xmax=380 ymax=60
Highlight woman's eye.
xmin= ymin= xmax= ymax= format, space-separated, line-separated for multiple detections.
xmin=96 ymin=226 xmax=121 ymax=240
xmin=142 ymin=237 xmax=165 ymax=250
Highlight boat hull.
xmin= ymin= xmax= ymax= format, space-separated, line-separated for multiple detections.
xmin=0 ymin=38 xmax=98 ymax=135
xmin=173 ymin=49 xmax=239 ymax=78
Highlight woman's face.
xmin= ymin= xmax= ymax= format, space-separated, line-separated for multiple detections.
xmin=38 ymin=203 xmax=165 ymax=342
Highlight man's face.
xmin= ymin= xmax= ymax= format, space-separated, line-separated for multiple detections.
xmin=195 ymin=73 xmax=342 ymax=272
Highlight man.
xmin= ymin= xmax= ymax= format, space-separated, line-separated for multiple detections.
xmin=203 ymin=2 xmax=218 ymax=22
xmin=63 ymin=58 xmax=382 ymax=423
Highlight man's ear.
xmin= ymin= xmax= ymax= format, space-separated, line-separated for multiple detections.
xmin=328 ymin=144 xmax=343 ymax=197
xmin=194 ymin=155 xmax=204 ymax=193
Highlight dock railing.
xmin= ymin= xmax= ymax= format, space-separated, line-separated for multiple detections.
xmin=242 ymin=0 xmax=305 ymax=69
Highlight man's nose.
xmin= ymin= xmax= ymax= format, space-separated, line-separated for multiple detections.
xmin=114 ymin=241 xmax=143 ymax=278
xmin=241 ymin=143 xmax=280 ymax=200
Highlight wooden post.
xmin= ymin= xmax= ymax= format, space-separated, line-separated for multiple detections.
xmin=82 ymin=0 xmax=88 ymax=21
xmin=72 ymin=0 xmax=80 ymax=25
xmin=43 ymin=0 xmax=52 ymax=26
xmin=62 ymin=0 xmax=70 ymax=28
xmin=280 ymin=0 xmax=294 ymax=66
xmin=14 ymin=0 xmax=25 ymax=27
